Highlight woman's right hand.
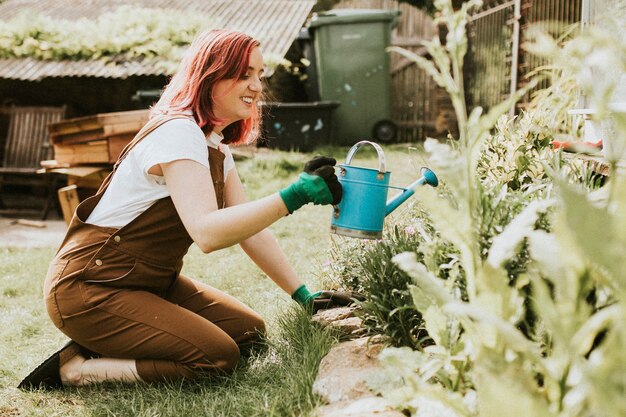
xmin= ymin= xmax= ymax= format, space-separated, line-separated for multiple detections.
xmin=278 ymin=156 xmax=342 ymax=213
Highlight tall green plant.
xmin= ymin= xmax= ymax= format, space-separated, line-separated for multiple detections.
xmin=388 ymin=0 xmax=538 ymax=302
xmin=373 ymin=1 xmax=626 ymax=416
xmin=330 ymin=227 xmax=434 ymax=349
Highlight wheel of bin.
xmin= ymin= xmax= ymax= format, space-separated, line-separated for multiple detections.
xmin=372 ymin=119 xmax=397 ymax=143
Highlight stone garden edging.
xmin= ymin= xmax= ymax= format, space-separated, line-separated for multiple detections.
xmin=310 ymin=307 xmax=404 ymax=417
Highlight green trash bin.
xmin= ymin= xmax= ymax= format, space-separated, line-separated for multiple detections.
xmin=309 ymin=9 xmax=400 ymax=145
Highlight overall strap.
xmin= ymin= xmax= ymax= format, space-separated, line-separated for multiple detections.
xmin=95 ymin=114 xmax=193 ymax=195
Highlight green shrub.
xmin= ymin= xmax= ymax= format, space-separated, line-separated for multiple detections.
xmin=341 ymin=227 xmax=430 ymax=349
xmin=326 ymin=213 xmax=460 ymax=350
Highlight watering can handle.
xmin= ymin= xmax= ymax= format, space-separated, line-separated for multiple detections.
xmin=344 ymin=141 xmax=386 ymax=174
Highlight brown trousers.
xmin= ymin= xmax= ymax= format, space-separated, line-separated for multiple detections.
xmin=44 ymin=116 xmax=265 ymax=382
xmin=45 ymin=259 xmax=265 ymax=382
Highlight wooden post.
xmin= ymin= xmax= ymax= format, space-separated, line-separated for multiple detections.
xmin=509 ymin=0 xmax=522 ymax=116
xmin=57 ymin=184 xmax=79 ymax=225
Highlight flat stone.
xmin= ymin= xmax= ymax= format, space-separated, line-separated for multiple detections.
xmin=312 ymin=336 xmax=388 ymax=403
xmin=329 ymin=316 xmax=363 ymax=334
xmin=314 ymin=396 xmax=405 ymax=417
xmin=312 ymin=306 xmax=358 ymax=325
xmin=312 ymin=306 xmax=365 ymax=337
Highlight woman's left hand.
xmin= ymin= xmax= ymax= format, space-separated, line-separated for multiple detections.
xmin=310 ymin=290 xmax=364 ymax=313
xmin=292 ymin=284 xmax=364 ymax=313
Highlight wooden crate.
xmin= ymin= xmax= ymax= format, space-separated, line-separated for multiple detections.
xmin=57 ymin=184 xmax=80 ymax=224
xmin=107 ymin=134 xmax=134 ymax=162
xmin=53 ymin=141 xmax=109 ymax=165
xmin=48 ymin=109 xmax=147 ymax=166
xmin=53 ymin=133 xmax=134 ymax=165
xmin=48 ymin=109 xmax=149 ymax=145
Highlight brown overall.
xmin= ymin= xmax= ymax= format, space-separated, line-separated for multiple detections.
xmin=43 ymin=115 xmax=265 ymax=382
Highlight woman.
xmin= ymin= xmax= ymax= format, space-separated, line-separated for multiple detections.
xmin=19 ymin=29 xmax=350 ymax=389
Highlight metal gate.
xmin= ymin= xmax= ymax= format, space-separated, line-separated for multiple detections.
xmin=467 ymin=0 xmax=519 ymax=111
xmin=468 ymin=0 xmax=582 ymax=111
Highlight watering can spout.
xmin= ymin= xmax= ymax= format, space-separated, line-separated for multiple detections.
xmin=384 ymin=167 xmax=438 ymax=216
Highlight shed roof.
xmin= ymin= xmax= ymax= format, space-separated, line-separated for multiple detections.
xmin=0 ymin=0 xmax=315 ymax=81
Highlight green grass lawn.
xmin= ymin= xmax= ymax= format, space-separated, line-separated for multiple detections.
xmin=0 ymin=144 xmax=424 ymax=416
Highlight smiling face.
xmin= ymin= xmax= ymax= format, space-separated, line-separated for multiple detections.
xmin=211 ymin=47 xmax=264 ymax=133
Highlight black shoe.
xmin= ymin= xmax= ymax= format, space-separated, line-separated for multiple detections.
xmin=18 ymin=341 xmax=83 ymax=390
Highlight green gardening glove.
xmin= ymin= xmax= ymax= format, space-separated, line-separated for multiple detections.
xmin=279 ymin=156 xmax=342 ymax=214
xmin=292 ymin=284 xmax=364 ymax=313
xmin=291 ymin=284 xmax=322 ymax=307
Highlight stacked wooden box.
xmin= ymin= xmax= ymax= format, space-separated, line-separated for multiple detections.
xmin=45 ymin=110 xmax=149 ymax=223
xmin=48 ymin=109 xmax=150 ymax=166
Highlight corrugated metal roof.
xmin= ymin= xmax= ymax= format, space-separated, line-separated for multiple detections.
xmin=0 ymin=0 xmax=315 ymax=81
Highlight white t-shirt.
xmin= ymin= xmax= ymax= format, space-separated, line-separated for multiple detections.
xmin=86 ymin=118 xmax=235 ymax=228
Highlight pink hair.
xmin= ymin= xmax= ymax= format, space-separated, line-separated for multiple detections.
xmin=152 ymin=29 xmax=262 ymax=145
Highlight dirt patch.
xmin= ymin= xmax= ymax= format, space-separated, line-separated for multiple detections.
xmin=0 ymin=217 xmax=67 ymax=248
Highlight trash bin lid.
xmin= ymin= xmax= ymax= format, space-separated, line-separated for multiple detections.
xmin=309 ymin=9 xmax=400 ymax=29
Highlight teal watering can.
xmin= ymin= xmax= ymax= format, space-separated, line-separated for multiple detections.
xmin=330 ymin=141 xmax=438 ymax=239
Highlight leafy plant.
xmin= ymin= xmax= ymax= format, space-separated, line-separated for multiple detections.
xmin=478 ymin=112 xmax=554 ymax=190
xmin=324 ymin=201 xmax=462 ymax=350
xmin=333 ymin=227 xmax=431 ymax=349
xmin=369 ymin=1 xmax=626 ymax=417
